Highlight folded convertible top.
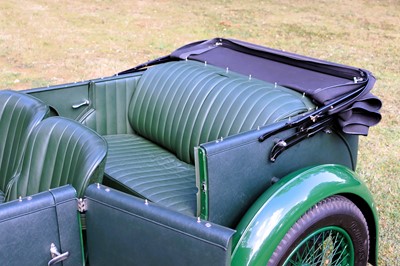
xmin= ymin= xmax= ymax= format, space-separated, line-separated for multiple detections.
xmin=120 ymin=37 xmax=381 ymax=136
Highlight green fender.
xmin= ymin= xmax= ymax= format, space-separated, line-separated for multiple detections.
xmin=231 ymin=164 xmax=378 ymax=266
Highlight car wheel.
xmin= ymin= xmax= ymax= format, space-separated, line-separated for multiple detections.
xmin=268 ymin=195 xmax=369 ymax=266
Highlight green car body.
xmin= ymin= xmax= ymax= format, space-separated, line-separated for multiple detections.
xmin=232 ymin=164 xmax=378 ymax=265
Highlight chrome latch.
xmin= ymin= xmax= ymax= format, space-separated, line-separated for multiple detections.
xmin=77 ymin=198 xmax=87 ymax=212
xmin=72 ymin=99 xmax=89 ymax=109
xmin=48 ymin=243 xmax=69 ymax=266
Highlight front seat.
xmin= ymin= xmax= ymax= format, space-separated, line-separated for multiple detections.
xmin=6 ymin=116 xmax=107 ymax=200
xmin=0 ymin=90 xmax=48 ymax=202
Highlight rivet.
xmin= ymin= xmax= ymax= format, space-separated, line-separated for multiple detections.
xmin=249 ymin=74 xmax=252 ymax=80
xmin=145 ymin=199 xmax=149 ymax=205
xmin=18 ymin=196 xmax=22 ymax=202
xmin=274 ymin=82 xmax=277 ymax=88
xmin=197 ymin=217 xmax=201 ymax=223
xmin=226 ymin=67 xmax=229 ymax=73
xmin=96 ymin=183 xmax=101 ymax=189
xmin=204 ymin=61 xmax=207 ymax=66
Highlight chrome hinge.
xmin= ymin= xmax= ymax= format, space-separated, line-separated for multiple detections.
xmin=201 ymin=182 xmax=207 ymax=192
xmin=77 ymin=198 xmax=87 ymax=212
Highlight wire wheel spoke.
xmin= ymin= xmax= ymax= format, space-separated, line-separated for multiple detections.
xmin=283 ymin=226 xmax=354 ymax=266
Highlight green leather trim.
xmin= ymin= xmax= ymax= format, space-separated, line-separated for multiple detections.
xmin=0 ymin=90 xmax=49 ymax=192
xmin=0 ymin=185 xmax=83 ymax=266
xmin=26 ymin=83 xmax=89 ymax=120
xmin=7 ymin=117 xmax=107 ymax=200
xmin=104 ymin=134 xmax=197 ymax=216
xmin=201 ymin=126 xmax=358 ymax=227
xmin=84 ymin=76 xmax=140 ymax=135
xmin=85 ymin=184 xmax=235 ymax=266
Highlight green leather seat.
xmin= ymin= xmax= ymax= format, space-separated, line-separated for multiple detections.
xmin=103 ymin=61 xmax=314 ymax=216
xmin=0 ymin=90 xmax=48 ymax=202
xmin=104 ymin=134 xmax=196 ymax=215
xmin=6 ymin=117 xmax=107 ymax=200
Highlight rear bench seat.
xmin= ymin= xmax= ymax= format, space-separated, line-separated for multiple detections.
xmin=96 ymin=60 xmax=314 ymax=216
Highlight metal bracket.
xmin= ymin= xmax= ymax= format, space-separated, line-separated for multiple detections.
xmin=77 ymin=198 xmax=87 ymax=212
xmin=269 ymin=116 xmax=334 ymax=162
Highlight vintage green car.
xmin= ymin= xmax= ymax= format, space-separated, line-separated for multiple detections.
xmin=0 ymin=38 xmax=381 ymax=265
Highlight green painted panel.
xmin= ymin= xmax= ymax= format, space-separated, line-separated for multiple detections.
xmin=231 ymin=164 xmax=378 ymax=265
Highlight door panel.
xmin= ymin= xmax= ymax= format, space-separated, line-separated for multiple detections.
xmin=0 ymin=185 xmax=83 ymax=266
xmin=85 ymin=184 xmax=235 ymax=266
xmin=26 ymin=82 xmax=91 ymax=120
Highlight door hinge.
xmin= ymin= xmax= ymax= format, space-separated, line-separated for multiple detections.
xmin=77 ymin=198 xmax=87 ymax=212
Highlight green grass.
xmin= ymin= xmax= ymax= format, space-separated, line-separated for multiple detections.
xmin=1 ymin=0 xmax=399 ymax=264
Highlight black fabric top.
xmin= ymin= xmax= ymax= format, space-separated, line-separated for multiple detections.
xmin=121 ymin=38 xmax=382 ymax=136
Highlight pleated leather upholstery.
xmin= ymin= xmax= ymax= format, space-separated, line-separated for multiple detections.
xmin=187 ymin=75 xmax=313 ymax=163
xmin=0 ymin=90 xmax=48 ymax=200
xmin=128 ymin=61 xmax=222 ymax=164
xmin=84 ymin=77 xmax=138 ymax=135
xmin=104 ymin=134 xmax=197 ymax=216
xmin=128 ymin=61 xmax=313 ymax=164
xmin=7 ymin=117 xmax=107 ymax=200
xmin=105 ymin=60 xmax=314 ymax=215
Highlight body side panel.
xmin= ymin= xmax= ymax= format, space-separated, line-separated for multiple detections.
xmin=201 ymin=125 xmax=358 ymax=227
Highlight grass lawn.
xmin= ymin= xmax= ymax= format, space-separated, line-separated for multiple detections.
xmin=1 ymin=0 xmax=398 ymax=264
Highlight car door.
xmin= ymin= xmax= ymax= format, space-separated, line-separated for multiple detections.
xmin=0 ymin=185 xmax=83 ymax=266
xmin=84 ymin=184 xmax=235 ymax=266
xmin=0 ymin=183 xmax=235 ymax=266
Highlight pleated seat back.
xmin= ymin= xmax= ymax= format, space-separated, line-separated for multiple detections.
xmin=7 ymin=117 xmax=107 ymax=200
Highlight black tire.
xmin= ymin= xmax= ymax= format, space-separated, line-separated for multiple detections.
xmin=268 ymin=195 xmax=369 ymax=266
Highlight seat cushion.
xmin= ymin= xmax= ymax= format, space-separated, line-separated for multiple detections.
xmin=104 ymin=134 xmax=197 ymax=216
